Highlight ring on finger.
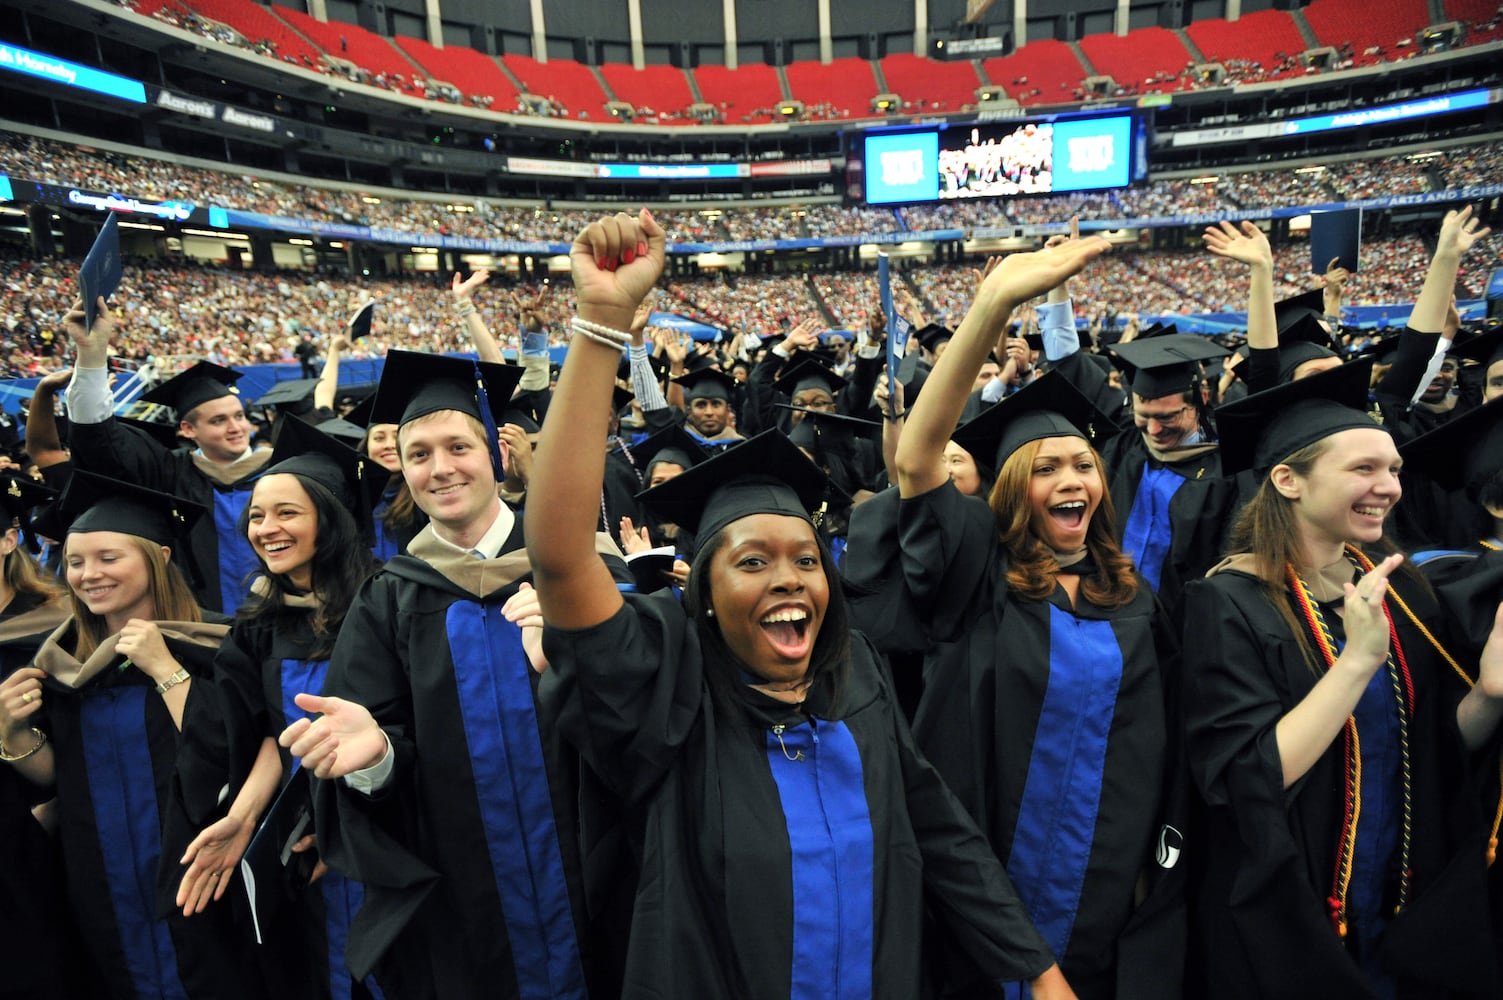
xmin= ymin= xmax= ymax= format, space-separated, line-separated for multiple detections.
xmin=21 ymin=691 xmax=33 ymax=704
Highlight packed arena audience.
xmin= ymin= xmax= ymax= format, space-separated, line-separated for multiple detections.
xmin=5 ymin=131 xmax=1499 ymax=247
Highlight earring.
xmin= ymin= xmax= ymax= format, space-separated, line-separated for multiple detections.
xmin=706 ymin=608 xmax=715 ymax=618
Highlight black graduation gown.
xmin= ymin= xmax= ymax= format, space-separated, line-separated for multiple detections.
xmin=844 ymin=482 xmax=1188 ymax=1000
xmin=1182 ymin=563 xmax=1499 ymax=999
xmin=0 ymin=593 xmax=97 ymax=1000
xmin=177 ymin=595 xmax=381 ymax=1000
xmin=538 ymin=591 xmax=1059 ymax=1000
xmin=30 ymin=616 xmax=270 ymax=1000
xmin=310 ymin=519 xmax=622 ymax=1000
xmin=69 ymin=417 xmax=270 ymax=613
xmin=1050 ymin=351 xmax=1237 ymax=626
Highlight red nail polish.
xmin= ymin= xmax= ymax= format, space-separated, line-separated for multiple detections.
xmin=607 ymin=259 xmax=618 ymax=272
xmin=597 ymin=257 xmax=606 ymax=270
xmin=637 ymin=241 xmax=648 ymax=257
xmin=622 ymin=249 xmax=635 ymax=264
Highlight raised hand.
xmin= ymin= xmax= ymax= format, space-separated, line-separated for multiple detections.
xmin=1436 ymin=205 xmax=1492 ymax=259
xmin=618 ymin=516 xmax=653 ymax=555
xmin=0 ymin=666 xmax=45 ymax=739
xmin=977 ymin=237 xmax=1111 ymax=314
xmin=451 ymin=268 xmax=490 ymax=303
xmin=278 ymin=694 xmax=387 ymax=780
xmin=1340 ymin=553 xmax=1405 ymax=670
xmin=64 ymin=296 xmax=115 ymax=367
xmin=570 ymin=209 xmax=667 ymax=329
xmin=1203 ymin=220 xmax=1273 ymax=269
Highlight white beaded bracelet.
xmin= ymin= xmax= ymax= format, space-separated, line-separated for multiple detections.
xmin=572 ymin=324 xmax=628 ymax=351
xmin=570 ymin=316 xmax=632 ymax=348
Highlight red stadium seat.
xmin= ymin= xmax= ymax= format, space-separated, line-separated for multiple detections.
xmin=879 ymin=53 xmax=982 ymax=113
xmin=502 ymin=54 xmax=610 ymax=120
xmin=783 ymin=57 xmax=881 ymax=118
xmin=599 ymin=64 xmax=696 ymax=122
xmin=1186 ymin=9 xmax=1311 ymax=83
xmin=691 ymin=64 xmax=784 ymax=123
xmin=394 ymin=35 xmax=519 ymax=107
xmin=174 ymin=0 xmax=324 ymax=70
xmin=277 ymin=7 xmax=427 ymax=96
xmin=1079 ymin=26 xmax=1194 ymax=95
xmin=981 ymin=40 xmax=1089 ymax=106
xmin=1303 ymin=0 xmax=1432 ymax=67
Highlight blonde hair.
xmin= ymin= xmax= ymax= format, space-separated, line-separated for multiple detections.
xmin=3 ymin=530 xmax=65 ymax=604
xmin=988 ymin=438 xmax=1138 ymax=609
xmin=66 ymin=535 xmax=201 ymax=660
xmin=396 ymin=410 xmax=489 ymax=460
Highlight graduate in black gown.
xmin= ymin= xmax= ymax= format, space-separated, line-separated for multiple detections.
xmin=847 ymin=231 xmax=1187 ymax=1000
xmin=1185 ymin=362 xmax=1503 ymax=999
xmin=64 ymin=297 xmax=270 ymax=614
xmin=0 ymin=473 xmax=89 ymax=1000
xmin=9 ymin=472 xmax=268 ymax=999
xmin=279 ymin=351 xmax=628 ymax=1000
xmin=174 ymin=416 xmax=385 ymax=1000
xmin=528 ymin=209 xmax=1071 ymax=999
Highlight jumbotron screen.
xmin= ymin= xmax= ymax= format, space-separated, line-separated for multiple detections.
xmin=862 ymin=113 xmax=1141 ymax=205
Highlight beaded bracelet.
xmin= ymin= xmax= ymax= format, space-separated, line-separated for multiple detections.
xmin=454 ymin=301 xmax=478 ymax=319
xmin=570 ymin=316 xmax=632 ymax=349
xmin=0 ymin=727 xmax=47 ymax=763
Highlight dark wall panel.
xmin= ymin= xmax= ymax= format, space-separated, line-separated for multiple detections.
xmin=641 ymin=0 xmax=724 ymax=46
xmin=548 ymin=0 xmax=630 ymax=41
xmin=831 ymin=0 xmax=908 ymax=37
xmin=433 ymin=0 xmax=532 ymax=35
xmin=928 ymin=0 xmax=1013 ymax=33
xmin=737 ymin=0 xmax=818 ymax=43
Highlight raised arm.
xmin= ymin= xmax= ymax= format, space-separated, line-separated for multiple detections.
xmin=313 ymin=335 xmax=349 ymax=413
xmin=23 ymin=367 xmax=73 ymax=468
xmin=1411 ymin=206 xmax=1490 ymax=335
xmin=895 ymin=237 xmax=1110 ymax=498
xmin=1203 ymin=221 xmax=1276 ymax=353
xmin=528 ymin=211 xmax=667 ymax=630
xmin=453 ymin=269 xmax=504 ymax=363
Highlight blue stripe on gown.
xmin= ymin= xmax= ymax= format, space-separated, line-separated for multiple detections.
xmin=1120 ymin=465 xmax=1183 ymax=592
xmin=1003 ymin=608 xmax=1124 ymax=994
xmin=764 ymin=718 xmax=875 ymax=1000
xmin=213 ymin=486 xmax=260 ymax=613
xmin=281 ymin=658 xmax=384 ymax=1000
xmin=80 ymin=685 xmax=189 ymax=999
xmin=446 ymin=601 xmax=587 ymax=1000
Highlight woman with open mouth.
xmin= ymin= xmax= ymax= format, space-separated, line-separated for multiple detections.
xmin=847 ymin=236 xmax=1188 ymax=1000
xmin=526 ymin=210 xmax=1079 ymax=999
xmin=1186 ymin=361 xmax=1503 ymax=998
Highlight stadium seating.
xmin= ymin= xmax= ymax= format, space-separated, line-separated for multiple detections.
xmin=502 ymin=54 xmax=610 ymax=119
xmin=1446 ymin=0 xmax=1503 ymax=45
xmin=1186 ymin=9 xmax=1311 ymax=82
xmin=1304 ymin=0 xmax=1433 ymax=67
xmin=277 ymin=5 xmax=426 ymax=95
xmin=394 ymin=35 xmax=519 ymax=107
xmin=783 ymin=57 xmax=881 ymax=118
xmin=175 ymin=0 xmax=325 ymax=69
xmin=879 ymin=53 xmax=982 ymax=113
xmin=599 ymin=63 xmax=696 ymax=122
xmin=1078 ymin=26 xmax=1194 ymax=94
xmin=981 ymin=40 xmax=1089 ymax=106
xmin=691 ymin=63 xmax=784 ymax=123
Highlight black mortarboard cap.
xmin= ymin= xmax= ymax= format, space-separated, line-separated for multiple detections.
xmin=315 ymin=416 xmax=369 ymax=448
xmin=617 ymin=350 xmax=670 ymax=385
xmin=1276 ymin=312 xmax=1343 ymax=383
xmin=254 ymin=378 xmax=320 ymax=413
xmin=58 ymin=470 xmax=206 ymax=546
xmin=1216 ymin=358 xmax=1383 ymax=477
xmin=673 ymin=366 xmax=736 ymax=403
xmin=915 ymin=323 xmax=953 ymax=355
xmin=950 ymin=371 xmax=1120 ymax=472
xmin=1398 ymin=395 xmax=1503 ymax=499
xmin=773 ymin=356 xmax=847 ymax=400
xmin=1136 ymin=322 xmax=1180 ymax=340
xmin=636 ymin=430 xmax=835 ymax=556
xmin=264 ymin=414 xmax=368 ymax=511
xmin=347 ymin=301 xmax=375 ymax=340
xmin=779 ymin=404 xmax=882 ymax=451
xmin=0 ymin=473 xmax=55 ymax=523
xmin=340 ymin=394 xmax=376 ymax=430
xmin=1274 ymin=288 xmax=1330 ymax=334
xmin=369 ymin=350 xmax=523 ymax=429
xmin=1450 ymin=323 xmax=1503 ymax=372
xmin=1110 ymin=335 xmax=1229 ymax=399
xmin=141 ymin=361 xmax=244 ymax=417
xmin=628 ymin=424 xmax=711 ymax=482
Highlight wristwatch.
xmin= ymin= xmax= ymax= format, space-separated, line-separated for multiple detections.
xmin=154 ymin=668 xmax=190 ymax=694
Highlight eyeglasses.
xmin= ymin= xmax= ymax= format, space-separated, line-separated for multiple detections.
xmin=1132 ymin=405 xmax=1192 ymax=427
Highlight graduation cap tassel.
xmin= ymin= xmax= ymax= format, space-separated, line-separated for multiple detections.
xmin=473 ymin=366 xmax=505 ymax=476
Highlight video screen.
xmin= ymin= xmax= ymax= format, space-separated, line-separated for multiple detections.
xmin=939 ymin=123 xmax=1053 ymax=199
xmin=861 ymin=114 xmax=1138 ymax=205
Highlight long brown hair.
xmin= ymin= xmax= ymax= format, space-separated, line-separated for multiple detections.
xmin=66 ymin=535 xmax=202 ymax=660
xmin=3 ymin=530 xmax=65 ymax=604
xmin=989 ymin=437 xmax=1138 ymax=609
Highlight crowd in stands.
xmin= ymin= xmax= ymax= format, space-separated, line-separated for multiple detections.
xmin=5 ymin=130 xmax=1498 ymax=248
xmin=0 ymin=219 xmax=1488 ymax=383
